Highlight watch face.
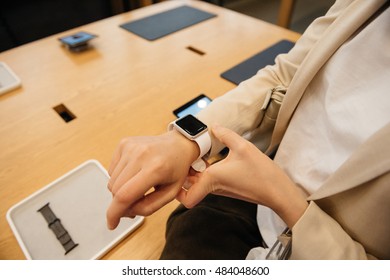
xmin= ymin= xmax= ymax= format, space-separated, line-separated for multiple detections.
xmin=176 ymin=115 xmax=207 ymax=137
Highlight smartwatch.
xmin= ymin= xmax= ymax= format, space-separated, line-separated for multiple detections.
xmin=168 ymin=114 xmax=211 ymax=172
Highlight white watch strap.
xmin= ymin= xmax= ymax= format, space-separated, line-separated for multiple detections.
xmin=191 ymin=158 xmax=207 ymax=172
xmin=193 ymin=130 xmax=211 ymax=160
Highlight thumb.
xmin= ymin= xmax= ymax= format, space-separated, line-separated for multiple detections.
xmin=211 ymin=125 xmax=243 ymax=151
xmin=176 ymin=173 xmax=212 ymax=209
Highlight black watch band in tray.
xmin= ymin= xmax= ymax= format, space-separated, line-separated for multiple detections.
xmin=37 ymin=203 xmax=78 ymax=255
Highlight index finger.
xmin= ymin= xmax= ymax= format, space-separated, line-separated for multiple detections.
xmin=106 ymin=168 xmax=160 ymax=230
xmin=108 ymin=141 xmax=123 ymax=176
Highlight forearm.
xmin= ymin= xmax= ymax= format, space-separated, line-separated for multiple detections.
xmin=252 ymin=160 xmax=309 ymax=229
xmin=273 ymin=186 xmax=309 ymax=229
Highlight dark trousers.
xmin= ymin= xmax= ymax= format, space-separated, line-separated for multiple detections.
xmin=160 ymin=194 xmax=264 ymax=260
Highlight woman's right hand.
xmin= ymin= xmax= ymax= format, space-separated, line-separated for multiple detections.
xmin=177 ymin=125 xmax=308 ymax=229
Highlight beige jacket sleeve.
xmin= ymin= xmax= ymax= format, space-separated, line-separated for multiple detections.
xmin=196 ymin=0 xmax=355 ymax=156
xmin=291 ymin=123 xmax=390 ymax=260
xmin=291 ymin=202 xmax=374 ymax=259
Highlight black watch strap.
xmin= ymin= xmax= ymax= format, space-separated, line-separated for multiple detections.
xmin=37 ymin=203 xmax=78 ymax=255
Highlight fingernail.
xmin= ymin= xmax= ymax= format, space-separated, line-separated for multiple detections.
xmin=107 ymin=221 xmax=115 ymax=231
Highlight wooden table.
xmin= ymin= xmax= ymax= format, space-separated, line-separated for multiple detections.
xmin=0 ymin=0 xmax=299 ymax=260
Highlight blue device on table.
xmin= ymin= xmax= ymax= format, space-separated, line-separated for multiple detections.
xmin=59 ymin=31 xmax=97 ymax=52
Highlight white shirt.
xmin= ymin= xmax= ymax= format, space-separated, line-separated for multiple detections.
xmin=247 ymin=5 xmax=390 ymax=259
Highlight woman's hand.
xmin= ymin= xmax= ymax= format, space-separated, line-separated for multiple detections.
xmin=106 ymin=130 xmax=199 ymax=230
xmin=177 ymin=125 xmax=308 ymax=228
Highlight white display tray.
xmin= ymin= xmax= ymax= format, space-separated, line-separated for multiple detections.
xmin=0 ymin=62 xmax=22 ymax=96
xmin=6 ymin=160 xmax=144 ymax=260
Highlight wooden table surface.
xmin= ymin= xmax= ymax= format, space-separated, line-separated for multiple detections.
xmin=0 ymin=0 xmax=299 ymax=260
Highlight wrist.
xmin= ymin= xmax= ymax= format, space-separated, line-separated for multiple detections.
xmin=166 ymin=130 xmax=200 ymax=166
xmin=275 ymin=189 xmax=308 ymax=229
